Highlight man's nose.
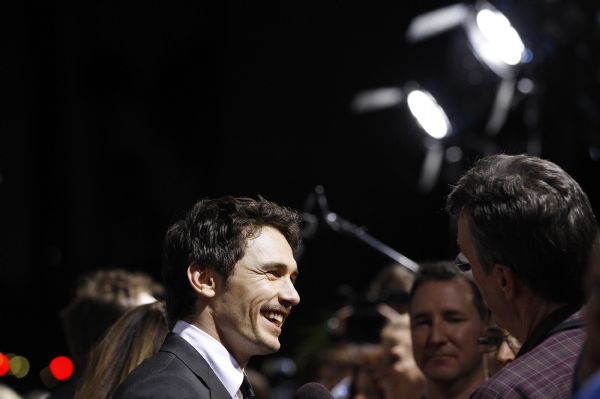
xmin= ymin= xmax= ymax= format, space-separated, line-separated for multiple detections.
xmin=496 ymin=342 xmax=515 ymax=366
xmin=280 ymin=277 xmax=300 ymax=307
xmin=429 ymin=321 xmax=447 ymax=344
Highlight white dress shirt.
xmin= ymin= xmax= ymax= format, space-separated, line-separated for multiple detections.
xmin=173 ymin=320 xmax=245 ymax=399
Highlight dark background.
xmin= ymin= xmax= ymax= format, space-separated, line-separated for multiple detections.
xmin=3 ymin=0 xmax=600 ymax=394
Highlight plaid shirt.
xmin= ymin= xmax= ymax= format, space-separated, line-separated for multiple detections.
xmin=471 ymin=310 xmax=584 ymax=399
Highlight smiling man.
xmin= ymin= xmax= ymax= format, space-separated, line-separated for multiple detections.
xmin=114 ymin=196 xmax=301 ymax=399
xmin=409 ymin=261 xmax=488 ymax=399
xmin=447 ymin=154 xmax=598 ymax=399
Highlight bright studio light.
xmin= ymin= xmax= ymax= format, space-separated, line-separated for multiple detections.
xmin=463 ymin=2 xmax=528 ymax=78
xmin=475 ymin=8 xmax=525 ymax=66
xmin=406 ymin=90 xmax=451 ymax=139
xmin=405 ymin=2 xmax=528 ymax=78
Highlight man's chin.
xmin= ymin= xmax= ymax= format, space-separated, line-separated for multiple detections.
xmin=423 ymin=364 xmax=459 ymax=382
xmin=254 ymin=336 xmax=281 ymax=355
xmin=266 ymin=339 xmax=281 ymax=353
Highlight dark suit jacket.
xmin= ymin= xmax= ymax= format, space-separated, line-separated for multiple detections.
xmin=113 ymin=333 xmax=232 ymax=399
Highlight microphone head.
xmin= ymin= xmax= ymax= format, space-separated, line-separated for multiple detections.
xmin=294 ymin=382 xmax=334 ymax=399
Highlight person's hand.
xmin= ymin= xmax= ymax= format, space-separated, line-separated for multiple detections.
xmin=376 ymin=337 xmax=424 ymax=399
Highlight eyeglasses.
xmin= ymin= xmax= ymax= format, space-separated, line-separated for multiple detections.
xmin=455 ymin=252 xmax=471 ymax=272
xmin=478 ymin=327 xmax=521 ymax=355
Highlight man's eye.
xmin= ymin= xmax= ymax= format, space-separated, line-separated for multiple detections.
xmin=413 ymin=319 xmax=430 ymax=327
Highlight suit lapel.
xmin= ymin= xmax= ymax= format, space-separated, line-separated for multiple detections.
xmin=160 ymin=334 xmax=232 ymax=399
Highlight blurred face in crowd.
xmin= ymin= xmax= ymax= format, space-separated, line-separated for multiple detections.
xmin=378 ymin=316 xmax=425 ymax=399
xmin=480 ymin=325 xmax=521 ymax=377
xmin=352 ymin=344 xmax=385 ymax=399
xmin=410 ymin=278 xmax=487 ymax=385
xmin=381 ymin=316 xmax=415 ymax=377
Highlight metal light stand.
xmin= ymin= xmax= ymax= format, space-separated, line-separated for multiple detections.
xmin=306 ymin=185 xmax=420 ymax=273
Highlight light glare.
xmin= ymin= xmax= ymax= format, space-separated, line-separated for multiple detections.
xmin=9 ymin=356 xmax=30 ymax=379
xmin=0 ymin=353 xmax=9 ymax=376
xmin=476 ymin=9 xmax=525 ymax=65
xmin=351 ymin=87 xmax=404 ymax=113
xmin=407 ymin=90 xmax=450 ymax=139
xmin=40 ymin=367 xmax=59 ymax=389
xmin=517 ymin=78 xmax=534 ymax=94
xmin=49 ymin=356 xmax=74 ymax=381
xmin=445 ymin=146 xmax=463 ymax=163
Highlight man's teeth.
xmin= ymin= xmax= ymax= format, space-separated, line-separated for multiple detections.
xmin=264 ymin=312 xmax=284 ymax=325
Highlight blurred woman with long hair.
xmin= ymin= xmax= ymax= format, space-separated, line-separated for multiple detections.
xmin=75 ymin=301 xmax=168 ymax=399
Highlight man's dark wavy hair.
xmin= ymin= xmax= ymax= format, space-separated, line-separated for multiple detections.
xmin=409 ymin=261 xmax=488 ymax=321
xmin=162 ymin=196 xmax=301 ymax=326
xmin=447 ymin=154 xmax=597 ymax=306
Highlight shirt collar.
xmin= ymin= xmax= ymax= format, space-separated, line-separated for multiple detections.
xmin=517 ymin=304 xmax=582 ymax=358
xmin=173 ymin=320 xmax=244 ymax=398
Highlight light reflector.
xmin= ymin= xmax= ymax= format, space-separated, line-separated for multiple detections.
xmin=475 ymin=8 xmax=525 ymax=66
xmin=406 ymin=90 xmax=451 ymax=139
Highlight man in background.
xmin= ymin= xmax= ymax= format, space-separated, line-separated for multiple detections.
xmin=409 ymin=261 xmax=488 ymax=399
xmin=448 ymin=154 xmax=597 ymax=398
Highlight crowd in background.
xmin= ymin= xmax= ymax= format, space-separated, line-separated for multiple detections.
xmin=1 ymin=154 xmax=600 ymax=399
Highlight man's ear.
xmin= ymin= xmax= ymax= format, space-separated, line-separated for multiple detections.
xmin=493 ymin=264 xmax=516 ymax=300
xmin=187 ymin=263 xmax=217 ymax=299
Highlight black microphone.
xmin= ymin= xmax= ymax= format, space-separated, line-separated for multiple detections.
xmin=294 ymin=382 xmax=334 ymax=399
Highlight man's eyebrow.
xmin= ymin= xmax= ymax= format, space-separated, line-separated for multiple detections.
xmin=443 ymin=310 xmax=466 ymax=317
xmin=411 ymin=312 xmax=430 ymax=320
